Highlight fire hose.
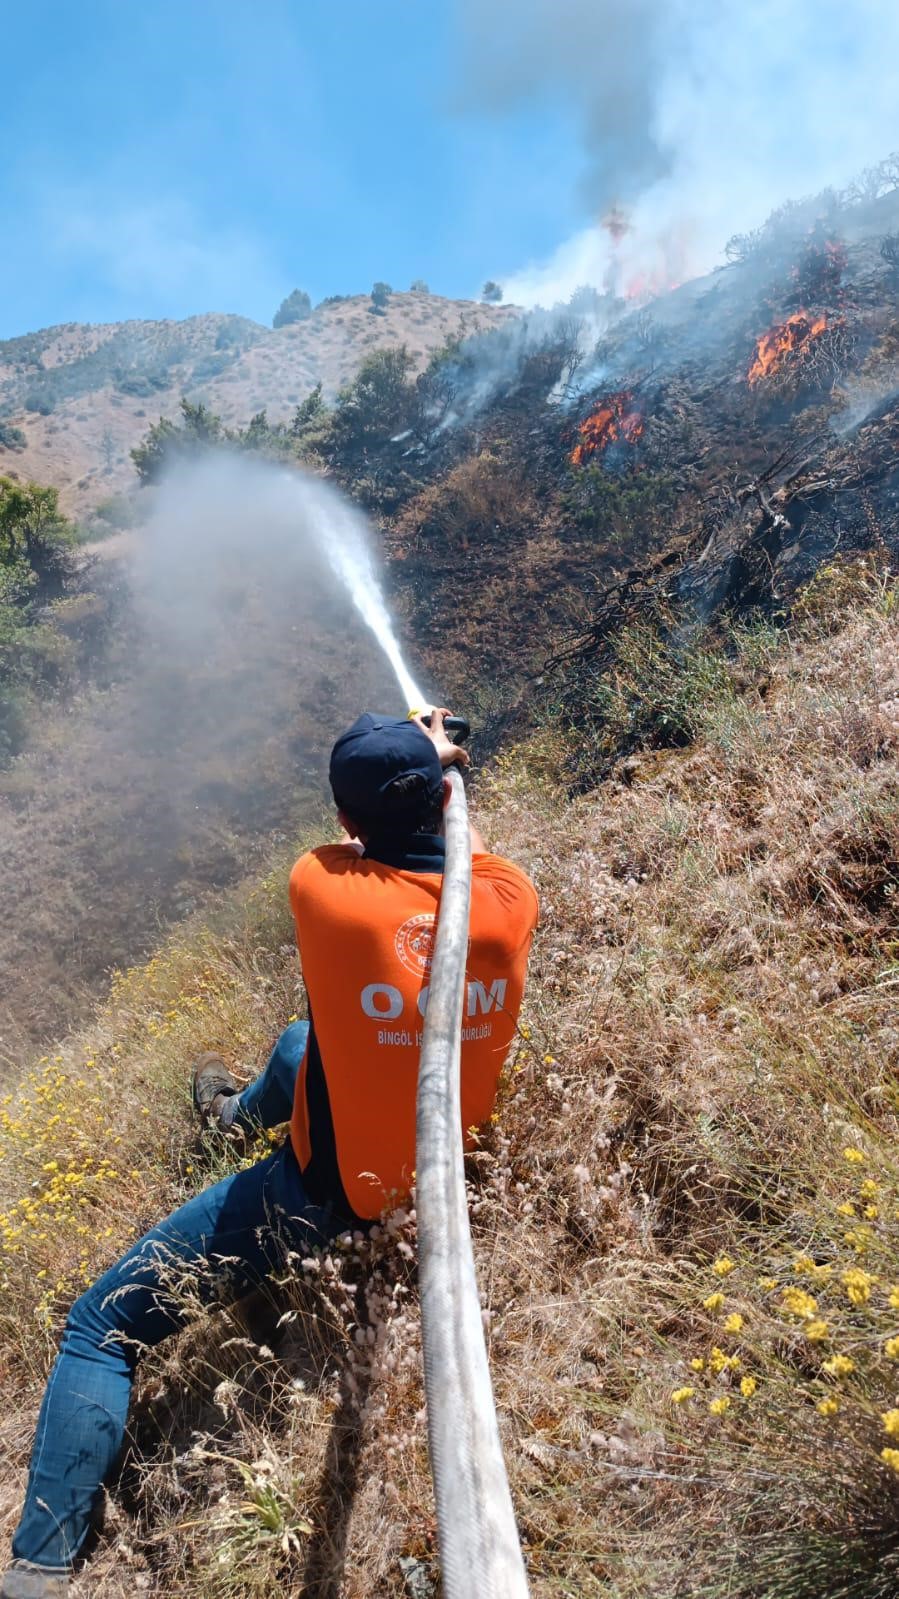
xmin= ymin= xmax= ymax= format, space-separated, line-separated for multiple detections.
xmin=415 ymin=765 xmax=531 ymax=1599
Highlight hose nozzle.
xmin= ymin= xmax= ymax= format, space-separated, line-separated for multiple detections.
xmin=408 ymin=707 xmax=470 ymax=745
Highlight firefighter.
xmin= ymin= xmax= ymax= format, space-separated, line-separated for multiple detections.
xmin=3 ymin=710 xmax=538 ymax=1598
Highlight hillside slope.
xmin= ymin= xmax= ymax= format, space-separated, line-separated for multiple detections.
xmin=1 ymin=570 xmax=896 ymax=1596
xmin=0 ymin=294 xmax=513 ymax=517
xmin=3 ymin=175 xmax=899 ymax=1067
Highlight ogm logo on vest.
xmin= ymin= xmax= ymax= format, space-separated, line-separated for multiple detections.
xmin=394 ymin=913 xmax=436 ymax=976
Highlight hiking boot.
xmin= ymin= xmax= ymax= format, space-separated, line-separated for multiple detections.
xmin=191 ymin=1051 xmax=238 ymax=1128
xmin=1 ymin=1562 xmax=69 ymax=1599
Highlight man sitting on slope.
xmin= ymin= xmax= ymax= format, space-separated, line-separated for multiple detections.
xmin=3 ymin=709 xmax=538 ymax=1599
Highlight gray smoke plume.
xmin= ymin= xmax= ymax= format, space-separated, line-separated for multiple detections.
xmin=459 ymin=0 xmax=667 ymax=213
xmin=459 ymin=0 xmax=899 ymax=303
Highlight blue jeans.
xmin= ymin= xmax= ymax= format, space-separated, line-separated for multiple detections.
xmin=12 ymin=1022 xmax=343 ymax=1573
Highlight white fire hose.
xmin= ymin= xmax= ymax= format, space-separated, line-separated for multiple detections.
xmin=415 ymin=766 xmax=530 ymax=1599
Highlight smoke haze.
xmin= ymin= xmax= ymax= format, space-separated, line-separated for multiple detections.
xmin=0 ymin=456 xmax=417 ymax=1068
xmin=459 ymin=0 xmax=899 ymax=303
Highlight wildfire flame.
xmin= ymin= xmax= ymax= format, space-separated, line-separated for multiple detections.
xmin=748 ymin=309 xmax=829 ymax=387
xmin=571 ymin=392 xmax=645 ymax=465
xmin=824 ymin=238 xmax=848 ymax=275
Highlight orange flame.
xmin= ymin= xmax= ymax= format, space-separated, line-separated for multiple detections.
xmin=571 ymin=392 xmax=644 ymax=464
xmin=623 ymin=267 xmax=682 ymax=302
xmin=748 ymin=309 xmax=828 ymax=386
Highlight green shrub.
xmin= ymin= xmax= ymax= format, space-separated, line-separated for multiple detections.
xmin=189 ymin=354 xmax=232 ymax=383
xmin=94 ymin=495 xmax=134 ymax=531
xmin=131 ymin=399 xmax=224 ymax=484
xmin=564 ymin=465 xmax=676 ymax=554
xmin=331 ymin=347 xmax=414 ymax=453
xmin=0 ymin=683 xmax=27 ymax=762
xmin=23 ymin=392 xmax=54 ymax=416
xmin=0 ymin=423 xmax=26 ymax=451
xmin=555 ymin=612 xmax=780 ymax=789
xmin=0 ymin=476 xmax=75 ymax=592
xmin=482 ymin=280 xmax=503 ymax=303
xmin=273 ymin=289 xmax=312 ymax=328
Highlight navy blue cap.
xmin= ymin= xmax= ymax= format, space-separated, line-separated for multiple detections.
xmin=329 ymin=713 xmax=444 ymax=821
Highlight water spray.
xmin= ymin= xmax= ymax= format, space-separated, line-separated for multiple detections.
xmin=288 ymin=472 xmax=472 ymax=740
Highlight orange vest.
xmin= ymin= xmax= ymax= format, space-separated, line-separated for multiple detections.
xmin=289 ymin=840 xmax=538 ymax=1220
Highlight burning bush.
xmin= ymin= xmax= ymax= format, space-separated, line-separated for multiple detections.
xmin=748 ymin=310 xmax=850 ymax=394
xmin=570 ymin=392 xmax=644 ymax=465
xmin=748 ymin=311 xmax=828 ymax=386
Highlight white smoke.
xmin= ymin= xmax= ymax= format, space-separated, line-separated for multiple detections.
xmin=135 ymin=454 xmax=426 ymax=712
xmin=461 ymin=0 xmax=899 ymax=305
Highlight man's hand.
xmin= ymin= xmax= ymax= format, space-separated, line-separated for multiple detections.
xmin=413 ymin=707 xmax=471 ymax=770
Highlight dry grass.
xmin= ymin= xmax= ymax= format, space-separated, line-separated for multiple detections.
xmin=409 ymin=450 xmax=534 ymax=551
xmin=1 ymin=566 xmax=898 ymax=1595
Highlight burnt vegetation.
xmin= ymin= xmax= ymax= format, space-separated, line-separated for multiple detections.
xmin=115 ymin=155 xmax=899 ymax=778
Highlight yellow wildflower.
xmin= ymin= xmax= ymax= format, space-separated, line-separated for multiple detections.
xmin=837 ymin=1201 xmax=857 ymax=1217
xmin=712 ymin=1257 xmax=736 ymax=1277
xmin=842 ymin=1268 xmax=874 ymax=1307
xmin=886 ymin=1338 xmax=899 ymax=1360
xmin=805 ymin=1320 xmax=829 ymax=1343
xmin=865 ymin=1205 xmax=879 ymax=1220
xmin=822 ymin=1354 xmax=855 ymax=1377
xmin=671 ymin=1387 xmax=695 ymax=1404
xmin=724 ymin=1313 xmax=744 ymax=1334
xmin=860 ymin=1178 xmax=879 ymax=1199
xmin=817 ymin=1397 xmax=840 ymax=1417
xmin=703 ymin=1292 xmax=725 ymax=1313
xmin=740 ymin=1376 xmax=757 ymax=1398
xmin=709 ymin=1397 xmax=731 ymax=1417
xmin=780 ymin=1287 xmax=818 ymax=1321
xmin=793 ymin=1256 xmax=816 ymax=1275
xmin=758 ymin=1277 xmax=779 ymax=1291
xmin=882 ymin=1448 xmax=899 ymax=1473
xmin=883 ymin=1410 xmax=899 ymax=1437
xmin=844 ymin=1226 xmax=874 ymax=1253
xmin=690 ymin=1357 xmax=705 ymax=1372
xmin=709 ymin=1346 xmax=728 ymax=1375
xmin=842 ymin=1147 xmax=866 ymax=1165
xmin=888 ymin=1287 xmax=899 ymax=1311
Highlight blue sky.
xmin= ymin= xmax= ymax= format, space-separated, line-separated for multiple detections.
xmin=4 ymin=2 xmax=897 ymax=339
xmin=0 ymin=1 xmax=586 ymax=337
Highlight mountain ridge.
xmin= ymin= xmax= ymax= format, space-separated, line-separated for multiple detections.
xmin=0 ymin=293 xmax=514 ymax=518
